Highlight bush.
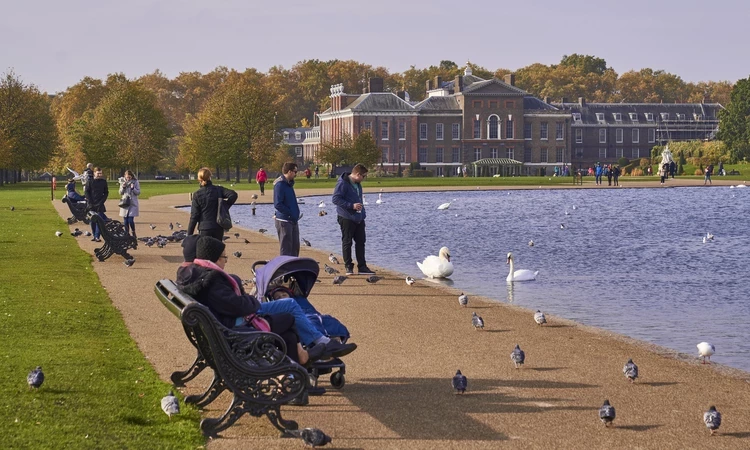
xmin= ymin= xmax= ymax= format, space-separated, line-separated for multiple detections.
xmin=694 ymin=169 xmax=703 ymax=176
xmin=411 ymin=169 xmax=433 ymax=177
xmin=618 ymin=157 xmax=629 ymax=167
xmin=409 ymin=162 xmax=421 ymax=171
xmin=631 ymin=167 xmax=643 ymax=176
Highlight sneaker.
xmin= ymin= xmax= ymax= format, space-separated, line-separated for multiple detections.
xmin=323 ymin=341 xmax=357 ymax=358
xmin=358 ymin=266 xmax=375 ymax=275
xmin=345 ymin=265 xmax=355 ymax=275
xmin=306 ymin=343 xmax=327 ymax=363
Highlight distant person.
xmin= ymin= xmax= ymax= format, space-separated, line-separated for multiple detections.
xmin=85 ymin=167 xmax=109 ymax=242
xmin=658 ymin=163 xmax=668 ymax=185
xmin=595 ymin=162 xmax=603 ymax=185
xmin=704 ymin=164 xmax=713 ymax=185
xmin=187 ymin=167 xmax=238 ymax=240
xmin=256 ymin=167 xmax=268 ymax=196
xmin=273 ymin=162 xmax=301 ymax=256
xmin=332 ymin=163 xmax=374 ymax=275
xmin=462 ymin=165 xmax=467 ymax=177
xmin=118 ymin=170 xmax=141 ymax=238
xmin=606 ymin=164 xmax=613 ymax=186
xmin=613 ymin=165 xmax=621 ymax=186
xmin=647 ymin=166 xmax=652 ymax=176
xmin=314 ymin=166 xmax=319 ymax=180
xmin=718 ymin=161 xmax=725 ymax=176
xmin=669 ymin=160 xmax=676 ymax=179
xmin=304 ymin=167 xmax=311 ymax=179
xmin=66 ymin=178 xmax=86 ymax=202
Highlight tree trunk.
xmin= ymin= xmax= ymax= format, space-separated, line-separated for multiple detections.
xmin=235 ymin=165 xmax=240 ymax=183
xmin=247 ymin=158 xmax=253 ymax=184
xmin=225 ymin=164 xmax=230 ymax=182
xmin=215 ymin=166 xmax=220 ymax=180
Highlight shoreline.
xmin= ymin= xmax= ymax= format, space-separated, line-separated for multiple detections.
xmin=54 ymin=181 xmax=750 ymax=449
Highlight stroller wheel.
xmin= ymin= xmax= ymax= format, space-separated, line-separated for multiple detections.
xmin=330 ymin=371 xmax=345 ymax=389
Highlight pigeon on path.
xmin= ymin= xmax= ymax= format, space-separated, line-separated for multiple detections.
xmin=704 ymin=405 xmax=721 ymax=435
xmin=251 ymin=194 xmax=258 ymax=200
xmin=471 ymin=312 xmax=484 ymax=330
xmin=458 ymin=293 xmax=468 ymax=307
xmin=452 ymin=370 xmax=467 ymax=394
xmin=365 ymin=275 xmax=381 ymax=284
xmin=328 ymin=254 xmax=339 ymax=264
xmin=27 ymin=366 xmax=44 ymax=389
xmin=258 ymin=228 xmax=268 ymax=234
xmin=697 ymin=342 xmax=715 ymax=364
xmin=287 ymin=427 xmax=331 ymax=447
xmin=233 ymin=251 xmax=242 ymax=258
xmin=511 ymin=344 xmax=525 ymax=368
xmin=623 ymin=359 xmax=638 ymax=383
xmin=234 ymin=232 xmax=240 ymax=238
xmin=244 ymin=238 xmax=250 ymax=244
xmin=301 ymin=238 xmax=311 ymax=247
xmin=161 ymin=391 xmax=180 ymax=420
xmin=169 ymin=222 xmax=174 ymax=230
xmin=333 ymin=275 xmax=346 ymax=285
xmin=534 ymin=310 xmax=546 ymax=325
xmin=599 ymin=400 xmax=616 ymax=426
xmin=405 ymin=276 xmax=415 ymax=286
xmin=149 ymin=224 xmax=156 ymax=230
xmin=323 ymin=264 xmax=339 ymax=275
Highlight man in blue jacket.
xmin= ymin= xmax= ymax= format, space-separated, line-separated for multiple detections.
xmin=273 ymin=162 xmax=301 ymax=256
xmin=332 ymin=164 xmax=374 ymax=275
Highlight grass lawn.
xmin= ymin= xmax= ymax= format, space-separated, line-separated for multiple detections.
xmin=0 ymin=184 xmax=204 ymax=449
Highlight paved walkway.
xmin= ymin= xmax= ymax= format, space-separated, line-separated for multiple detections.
xmin=54 ymin=179 xmax=750 ymax=449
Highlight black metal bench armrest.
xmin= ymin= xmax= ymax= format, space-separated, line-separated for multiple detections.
xmin=89 ymin=212 xmax=137 ymax=261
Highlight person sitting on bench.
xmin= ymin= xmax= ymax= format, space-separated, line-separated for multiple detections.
xmin=66 ymin=178 xmax=86 ymax=203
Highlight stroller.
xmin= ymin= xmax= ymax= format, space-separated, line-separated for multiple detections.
xmin=252 ymin=256 xmax=349 ymax=389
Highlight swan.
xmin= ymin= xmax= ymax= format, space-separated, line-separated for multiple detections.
xmin=376 ymin=193 xmax=384 ymax=204
xmin=506 ymin=252 xmax=538 ymax=282
xmin=362 ymin=195 xmax=369 ymax=205
xmin=697 ymin=342 xmax=715 ymax=364
xmin=318 ymin=201 xmax=325 ymax=208
xmin=417 ymin=247 xmax=453 ymax=278
xmin=438 ymin=199 xmax=457 ymax=210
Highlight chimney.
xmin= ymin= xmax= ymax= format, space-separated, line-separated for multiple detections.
xmin=396 ymin=91 xmax=406 ymax=100
xmin=504 ymin=74 xmax=515 ymax=86
xmin=434 ymin=76 xmax=442 ymax=89
xmin=561 ymin=97 xmax=568 ymax=104
xmin=368 ymin=77 xmax=383 ymax=93
xmin=578 ymin=97 xmax=586 ymax=107
xmin=426 ymin=79 xmax=433 ymax=91
xmin=454 ymin=76 xmax=463 ymax=93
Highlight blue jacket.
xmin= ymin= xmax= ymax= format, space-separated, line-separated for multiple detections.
xmin=273 ymin=175 xmax=300 ymax=222
xmin=595 ymin=165 xmax=603 ymax=176
xmin=332 ymin=172 xmax=365 ymax=223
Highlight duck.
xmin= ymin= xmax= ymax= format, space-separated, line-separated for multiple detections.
xmin=376 ymin=193 xmax=384 ymax=204
xmin=417 ymin=247 xmax=453 ymax=278
xmin=506 ymin=252 xmax=539 ymax=282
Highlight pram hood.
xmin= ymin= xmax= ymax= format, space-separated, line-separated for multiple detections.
xmin=254 ymin=256 xmax=320 ymax=298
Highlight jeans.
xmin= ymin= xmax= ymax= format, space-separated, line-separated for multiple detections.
xmin=258 ymin=181 xmax=265 ymax=195
xmin=123 ymin=216 xmax=136 ymax=236
xmin=92 ymin=212 xmax=110 ymax=239
xmin=257 ymin=299 xmax=323 ymax=346
xmin=338 ymin=216 xmax=367 ymax=269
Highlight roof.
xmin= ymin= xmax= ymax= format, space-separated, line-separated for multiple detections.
xmin=472 ymin=158 xmax=523 ymax=166
xmin=414 ymin=96 xmax=461 ymax=112
xmin=345 ymin=93 xmax=415 ymax=112
xmin=553 ymin=102 xmax=724 ymax=125
xmin=461 ymin=79 xmax=528 ymax=95
xmin=524 ymin=96 xmax=560 ymax=111
xmin=281 ymin=128 xmax=310 ymax=144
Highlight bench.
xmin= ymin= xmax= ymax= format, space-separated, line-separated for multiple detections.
xmin=155 ymin=279 xmax=316 ymax=438
xmin=61 ymin=196 xmax=90 ymax=225
xmin=728 ymin=170 xmax=741 ymax=176
xmin=89 ymin=212 xmax=138 ymax=262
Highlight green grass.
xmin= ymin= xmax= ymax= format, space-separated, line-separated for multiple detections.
xmin=0 ymin=185 xmax=204 ymax=449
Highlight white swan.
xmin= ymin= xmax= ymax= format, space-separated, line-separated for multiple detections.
xmin=438 ymin=199 xmax=456 ymax=210
xmin=362 ymin=195 xmax=369 ymax=205
xmin=376 ymin=193 xmax=384 ymax=204
xmin=318 ymin=201 xmax=326 ymax=208
xmin=417 ymin=247 xmax=454 ymax=278
xmin=506 ymin=252 xmax=538 ymax=282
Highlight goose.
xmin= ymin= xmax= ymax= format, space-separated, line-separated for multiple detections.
xmin=376 ymin=193 xmax=384 ymax=204
xmin=438 ymin=199 xmax=456 ymax=210
xmin=506 ymin=252 xmax=538 ymax=282
xmin=697 ymin=342 xmax=715 ymax=364
xmin=417 ymin=247 xmax=453 ymax=278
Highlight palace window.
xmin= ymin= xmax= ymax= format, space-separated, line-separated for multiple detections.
xmin=381 ymin=121 xmax=389 ymax=140
xmin=506 ymin=119 xmax=514 ymax=139
xmin=488 ymin=115 xmax=499 ymax=139
xmin=540 ymin=122 xmax=548 ymax=140
xmin=419 ymin=123 xmax=428 ymax=140
xmin=524 ymin=122 xmax=532 ymax=140
xmin=436 ymin=123 xmax=444 ymax=140
xmin=452 ymin=123 xmax=460 ymax=140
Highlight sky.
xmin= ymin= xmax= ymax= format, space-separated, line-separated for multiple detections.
xmin=2 ymin=0 xmax=748 ymax=94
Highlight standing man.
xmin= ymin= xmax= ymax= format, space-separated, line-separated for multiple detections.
xmin=314 ymin=165 xmax=319 ymax=180
xmin=273 ymin=162 xmax=301 ymax=256
xmin=256 ymin=167 xmax=268 ymax=196
xmin=82 ymin=163 xmax=94 ymax=189
xmin=332 ymin=164 xmax=374 ymax=275
xmin=704 ymin=164 xmax=713 ymax=185
xmin=85 ymin=167 xmax=109 ymax=242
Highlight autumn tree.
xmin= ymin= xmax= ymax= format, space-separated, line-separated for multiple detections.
xmin=718 ymin=77 xmax=750 ymax=162
xmin=351 ymin=131 xmax=380 ymax=168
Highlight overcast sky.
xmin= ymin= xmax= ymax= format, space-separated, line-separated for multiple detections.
xmin=2 ymin=0 xmax=747 ymax=93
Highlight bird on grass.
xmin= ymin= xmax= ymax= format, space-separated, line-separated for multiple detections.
xmin=10 ymin=206 xmax=15 ymax=211
xmin=452 ymin=370 xmax=467 ymax=394
xmin=405 ymin=276 xmax=415 ymax=286
xmin=55 ymin=231 xmax=62 ymax=237
xmin=161 ymin=391 xmax=180 ymax=420
xmin=123 ymin=258 xmax=135 ymax=268
xmin=233 ymin=251 xmax=242 ymax=258
xmin=599 ymin=400 xmax=616 ymax=427
xmin=301 ymin=238 xmax=311 ymax=247
xmin=332 ymin=275 xmax=346 ymax=285
xmin=27 ymin=366 xmax=44 ymax=389
xmin=365 ymin=275 xmax=381 ymax=284
xmin=287 ymin=427 xmax=331 ymax=448
xmin=458 ymin=293 xmax=468 ymax=307
xmin=534 ymin=310 xmax=546 ymax=326
xmin=704 ymin=405 xmax=721 ymax=435
xmin=511 ymin=344 xmax=525 ymax=368
xmin=623 ymin=359 xmax=638 ymax=383
xmin=697 ymin=342 xmax=715 ymax=364
xmin=258 ymin=228 xmax=268 ymax=234
xmin=471 ymin=312 xmax=484 ymax=330
xmin=328 ymin=254 xmax=339 ymax=264
xmin=323 ymin=264 xmax=339 ymax=275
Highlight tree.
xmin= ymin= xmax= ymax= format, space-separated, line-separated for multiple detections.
xmin=559 ymin=54 xmax=608 ymax=75
xmin=718 ymin=77 xmax=750 ymax=162
xmin=351 ymin=131 xmax=380 ymax=168
xmin=318 ymin=133 xmax=354 ymax=173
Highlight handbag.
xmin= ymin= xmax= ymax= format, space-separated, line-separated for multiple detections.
xmin=118 ymin=195 xmax=131 ymax=208
xmin=244 ymin=313 xmax=271 ymax=332
xmin=216 ymin=197 xmax=233 ymax=231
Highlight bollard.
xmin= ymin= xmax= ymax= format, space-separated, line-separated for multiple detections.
xmin=252 ymin=206 xmax=256 ymax=216
xmin=189 ymin=192 xmax=193 ymax=201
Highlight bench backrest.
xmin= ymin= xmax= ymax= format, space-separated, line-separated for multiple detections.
xmin=155 ymin=279 xmax=195 ymax=318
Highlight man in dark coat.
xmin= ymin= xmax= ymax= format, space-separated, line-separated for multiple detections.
xmin=84 ymin=167 xmax=109 ymax=242
xmin=332 ymin=164 xmax=374 ymax=275
xmin=273 ymin=162 xmax=301 ymax=256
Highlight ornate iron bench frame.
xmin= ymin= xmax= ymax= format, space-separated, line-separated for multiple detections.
xmin=88 ymin=212 xmax=137 ymax=262
xmin=61 ymin=196 xmax=90 ymax=225
xmin=155 ymin=279 xmax=316 ymax=438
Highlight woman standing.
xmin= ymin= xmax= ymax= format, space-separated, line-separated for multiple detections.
xmin=188 ymin=167 xmax=238 ymax=240
xmin=119 ymin=170 xmax=141 ymax=238
xmin=256 ymin=167 xmax=268 ymax=196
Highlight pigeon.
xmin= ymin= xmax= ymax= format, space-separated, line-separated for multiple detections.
xmin=405 ymin=276 xmax=415 ymax=286
xmin=258 ymin=228 xmax=267 ymax=234
xmin=243 ymin=238 xmax=250 ymax=244
xmin=534 ymin=310 xmax=546 ymax=326
xmin=71 ymin=230 xmax=83 ymax=237
xmin=169 ymin=222 xmax=174 ymax=230
xmin=149 ymin=224 xmax=156 ymax=230
xmin=161 ymin=391 xmax=180 ymax=420
xmin=27 ymin=366 xmax=44 ymax=389
xmin=511 ymin=344 xmax=525 ymax=368
xmin=572 ymin=205 xmax=577 ymax=210
xmin=328 ymin=254 xmax=339 ymax=264
xmin=528 ymin=240 xmax=534 ymax=247
xmin=123 ymin=258 xmax=135 ymax=267
xmin=287 ymin=427 xmax=331 ymax=448
xmin=452 ymin=370 xmax=467 ymax=394
xmin=251 ymin=194 xmax=258 ymax=200
xmin=471 ymin=312 xmax=484 ymax=330
xmin=458 ymin=293 xmax=468 ymax=307
xmin=301 ymin=238 xmax=311 ymax=247
xmin=233 ymin=251 xmax=242 ymax=258
xmin=697 ymin=342 xmax=715 ymax=364
xmin=332 ymin=275 xmax=346 ymax=285
xmin=233 ymin=220 xmax=240 ymax=224
xmin=11 ymin=206 xmax=15 ymax=211
xmin=365 ymin=275 xmax=381 ymax=284
xmin=599 ymin=399 xmax=616 ymax=426
xmin=234 ymin=232 xmax=240 ymax=238
xmin=323 ymin=264 xmax=339 ymax=275
xmin=84 ymin=231 xmax=92 ymax=237
xmin=706 ymin=232 xmax=715 ymax=241
xmin=55 ymin=231 xmax=63 ymax=237
xmin=623 ymin=359 xmax=638 ymax=383
xmin=145 ymin=239 xmax=155 ymax=247
xmin=157 ymin=240 xmax=166 ymax=249
xmin=704 ymin=405 xmax=721 ymax=435
xmin=175 ymin=222 xmax=182 ymax=228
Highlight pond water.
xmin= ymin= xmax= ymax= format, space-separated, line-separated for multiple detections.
xmin=221 ymin=185 xmax=750 ymax=372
